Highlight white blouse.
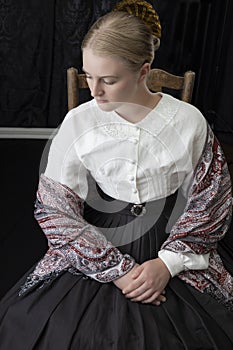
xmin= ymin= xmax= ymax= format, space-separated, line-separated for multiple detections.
xmin=44 ymin=93 xmax=209 ymax=276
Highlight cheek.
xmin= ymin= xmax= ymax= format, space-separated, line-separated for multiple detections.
xmin=122 ymin=78 xmax=137 ymax=91
xmin=113 ymin=81 xmax=135 ymax=98
xmin=106 ymin=86 xmax=123 ymax=99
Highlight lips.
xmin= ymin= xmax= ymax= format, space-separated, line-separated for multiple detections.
xmin=96 ymin=99 xmax=108 ymax=103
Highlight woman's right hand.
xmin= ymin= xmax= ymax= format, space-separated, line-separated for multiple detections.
xmin=113 ymin=263 xmax=167 ymax=305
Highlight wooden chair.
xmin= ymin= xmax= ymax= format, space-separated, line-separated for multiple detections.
xmin=67 ymin=67 xmax=195 ymax=111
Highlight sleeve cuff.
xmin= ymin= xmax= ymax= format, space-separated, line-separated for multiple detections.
xmin=158 ymin=249 xmax=210 ymax=277
xmin=86 ymin=254 xmax=135 ymax=283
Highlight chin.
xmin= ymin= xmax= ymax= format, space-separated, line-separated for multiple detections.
xmin=96 ymin=101 xmax=121 ymax=112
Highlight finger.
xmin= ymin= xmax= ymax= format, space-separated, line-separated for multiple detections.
xmin=122 ymin=278 xmax=144 ymax=295
xmin=152 ymin=294 xmax=166 ymax=304
xmin=125 ymin=283 xmax=149 ymax=299
xmin=157 ymin=294 xmax=166 ymax=302
xmin=131 ymin=265 xmax=144 ymax=279
xmin=130 ymin=289 xmax=154 ymax=302
xmin=124 ymin=280 xmax=165 ymax=298
xmin=142 ymin=291 xmax=166 ymax=304
xmin=151 ymin=295 xmax=167 ymax=306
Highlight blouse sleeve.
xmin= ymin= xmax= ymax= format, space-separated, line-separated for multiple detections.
xmin=158 ymin=115 xmax=210 ymax=276
xmin=44 ymin=111 xmax=89 ymax=198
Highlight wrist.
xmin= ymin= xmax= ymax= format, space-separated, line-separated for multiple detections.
xmin=157 ymin=257 xmax=171 ymax=278
xmin=113 ymin=263 xmax=139 ymax=290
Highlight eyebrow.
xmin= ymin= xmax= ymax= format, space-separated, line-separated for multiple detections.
xmin=82 ymin=68 xmax=118 ymax=79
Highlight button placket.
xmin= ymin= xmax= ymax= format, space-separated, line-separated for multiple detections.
xmin=129 ymin=127 xmax=140 ymax=200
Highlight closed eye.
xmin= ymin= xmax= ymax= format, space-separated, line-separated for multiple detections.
xmin=85 ymin=76 xmax=116 ymax=85
xmin=102 ymin=80 xmax=116 ymax=85
xmin=84 ymin=71 xmax=117 ymax=85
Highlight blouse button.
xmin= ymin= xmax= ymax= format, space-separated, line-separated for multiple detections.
xmin=133 ymin=188 xmax=137 ymax=194
xmin=128 ymin=175 xmax=134 ymax=181
xmin=130 ymin=138 xmax=138 ymax=144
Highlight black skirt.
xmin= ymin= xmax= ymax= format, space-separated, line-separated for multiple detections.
xmin=0 ymin=189 xmax=233 ymax=350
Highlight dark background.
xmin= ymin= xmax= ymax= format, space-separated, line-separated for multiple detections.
xmin=0 ymin=0 xmax=233 ymax=298
xmin=1 ymin=0 xmax=233 ymax=141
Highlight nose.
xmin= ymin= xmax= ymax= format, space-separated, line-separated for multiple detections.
xmin=90 ymin=80 xmax=104 ymax=98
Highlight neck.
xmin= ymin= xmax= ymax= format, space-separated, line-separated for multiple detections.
xmin=116 ymin=87 xmax=161 ymax=123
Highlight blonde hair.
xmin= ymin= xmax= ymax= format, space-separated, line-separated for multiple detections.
xmin=81 ymin=11 xmax=160 ymax=72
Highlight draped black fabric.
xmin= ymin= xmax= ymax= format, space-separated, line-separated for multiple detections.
xmin=0 ymin=0 xmax=56 ymax=126
xmin=189 ymin=0 xmax=233 ymax=145
xmin=210 ymin=0 xmax=233 ymax=145
xmin=0 ymin=0 xmax=232 ymax=136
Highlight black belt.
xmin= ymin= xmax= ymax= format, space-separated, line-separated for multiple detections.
xmin=85 ymin=181 xmax=179 ymax=223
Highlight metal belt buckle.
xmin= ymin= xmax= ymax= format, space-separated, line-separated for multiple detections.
xmin=131 ymin=204 xmax=146 ymax=217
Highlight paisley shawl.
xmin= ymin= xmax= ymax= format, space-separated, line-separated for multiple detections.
xmin=161 ymin=125 xmax=233 ymax=309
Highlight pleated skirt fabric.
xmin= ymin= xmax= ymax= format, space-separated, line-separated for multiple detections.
xmin=0 ymin=190 xmax=233 ymax=350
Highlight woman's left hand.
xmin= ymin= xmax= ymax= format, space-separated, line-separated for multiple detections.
xmin=122 ymin=258 xmax=170 ymax=304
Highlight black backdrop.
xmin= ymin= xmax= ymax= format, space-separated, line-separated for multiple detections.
xmin=0 ymin=0 xmax=233 ymax=140
xmin=0 ymin=0 xmax=233 ymax=298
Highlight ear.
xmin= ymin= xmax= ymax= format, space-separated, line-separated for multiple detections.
xmin=138 ymin=62 xmax=150 ymax=83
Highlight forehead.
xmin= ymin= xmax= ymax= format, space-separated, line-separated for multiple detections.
xmin=82 ymin=48 xmax=128 ymax=76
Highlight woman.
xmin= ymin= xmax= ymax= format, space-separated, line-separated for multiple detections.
xmin=0 ymin=1 xmax=233 ymax=349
